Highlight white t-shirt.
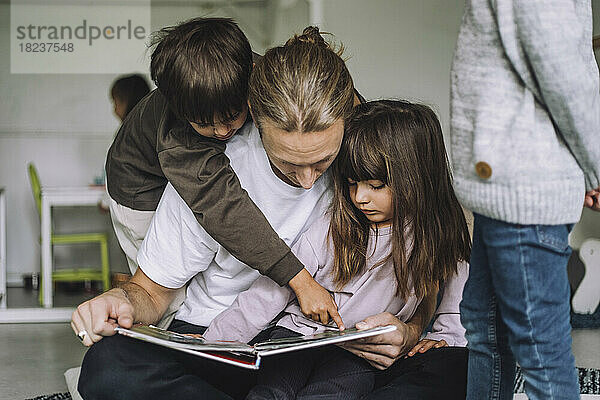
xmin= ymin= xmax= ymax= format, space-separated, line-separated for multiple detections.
xmin=137 ymin=122 xmax=332 ymax=327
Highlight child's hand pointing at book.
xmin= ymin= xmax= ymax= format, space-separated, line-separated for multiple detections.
xmin=289 ymin=268 xmax=345 ymax=330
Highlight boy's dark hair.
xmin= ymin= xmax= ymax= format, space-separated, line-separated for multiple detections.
xmin=110 ymin=74 xmax=151 ymax=118
xmin=150 ymin=17 xmax=252 ymax=125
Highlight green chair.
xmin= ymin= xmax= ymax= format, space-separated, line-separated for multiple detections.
xmin=28 ymin=163 xmax=111 ymax=306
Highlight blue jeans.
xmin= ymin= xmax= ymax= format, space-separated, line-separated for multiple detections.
xmin=461 ymin=214 xmax=579 ymax=400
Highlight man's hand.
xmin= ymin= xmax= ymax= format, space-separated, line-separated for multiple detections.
xmin=338 ymin=312 xmax=421 ymax=370
xmin=288 ymin=268 xmax=344 ymax=330
xmin=71 ymin=288 xmax=134 ymax=347
xmin=585 ymin=187 xmax=600 ymax=211
xmin=71 ymin=269 xmax=177 ymax=346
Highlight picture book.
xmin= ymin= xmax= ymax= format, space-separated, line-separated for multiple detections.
xmin=115 ymin=324 xmax=396 ymax=369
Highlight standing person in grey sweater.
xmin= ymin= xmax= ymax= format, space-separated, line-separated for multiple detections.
xmin=450 ymin=1 xmax=600 ymax=399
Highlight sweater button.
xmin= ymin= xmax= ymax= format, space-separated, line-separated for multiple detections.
xmin=475 ymin=162 xmax=492 ymax=179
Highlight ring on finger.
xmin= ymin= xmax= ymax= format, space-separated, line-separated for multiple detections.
xmin=77 ymin=329 xmax=88 ymax=341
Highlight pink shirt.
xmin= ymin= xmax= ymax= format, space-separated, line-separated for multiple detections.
xmin=204 ymin=215 xmax=467 ymax=346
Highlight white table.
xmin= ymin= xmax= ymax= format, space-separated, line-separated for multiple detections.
xmin=40 ymin=186 xmax=106 ymax=308
xmin=0 ymin=187 xmax=6 ymax=309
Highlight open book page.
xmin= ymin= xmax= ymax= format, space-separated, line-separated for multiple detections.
xmin=255 ymin=325 xmax=397 ymax=355
xmin=114 ymin=325 xmax=254 ymax=352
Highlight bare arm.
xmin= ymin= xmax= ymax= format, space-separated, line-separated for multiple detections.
xmin=121 ymin=268 xmax=178 ymax=325
xmin=71 ymin=268 xmax=177 ymax=347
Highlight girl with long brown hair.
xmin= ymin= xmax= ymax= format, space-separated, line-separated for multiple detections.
xmin=205 ymin=100 xmax=471 ymax=399
xmin=330 ymin=99 xmax=470 ymax=302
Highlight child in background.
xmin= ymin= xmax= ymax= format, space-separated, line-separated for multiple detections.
xmin=98 ymin=74 xmax=150 ymax=195
xmin=97 ymin=75 xmax=151 ymax=209
xmin=109 ymin=74 xmax=151 ymax=122
xmin=204 ymin=100 xmax=471 ymax=399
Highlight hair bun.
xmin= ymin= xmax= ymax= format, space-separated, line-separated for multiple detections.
xmin=286 ymin=26 xmax=328 ymax=48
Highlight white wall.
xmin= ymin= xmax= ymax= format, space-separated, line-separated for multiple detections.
xmin=0 ymin=2 xmax=130 ymax=283
xmin=320 ymin=0 xmax=464 ymax=134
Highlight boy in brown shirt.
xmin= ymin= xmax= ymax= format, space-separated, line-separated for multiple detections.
xmin=105 ymin=17 xmax=342 ymax=327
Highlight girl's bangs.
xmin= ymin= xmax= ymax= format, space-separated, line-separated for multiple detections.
xmin=339 ymin=131 xmax=388 ymax=183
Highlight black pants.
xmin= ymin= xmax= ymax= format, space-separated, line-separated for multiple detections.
xmin=366 ymin=347 xmax=469 ymax=400
xmin=79 ymin=320 xmax=468 ymax=400
xmin=247 ymin=327 xmax=375 ymax=400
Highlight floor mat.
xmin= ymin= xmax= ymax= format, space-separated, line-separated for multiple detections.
xmin=515 ymin=366 xmax=600 ymax=394
xmin=26 ymin=393 xmax=71 ymax=400
xmin=27 ymin=368 xmax=600 ymax=398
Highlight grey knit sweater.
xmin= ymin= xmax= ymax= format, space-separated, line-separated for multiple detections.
xmin=450 ymin=0 xmax=600 ymax=225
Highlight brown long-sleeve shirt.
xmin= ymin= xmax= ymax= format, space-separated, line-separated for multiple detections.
xmin=105 ymin=89 xmax=303 ymax=285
